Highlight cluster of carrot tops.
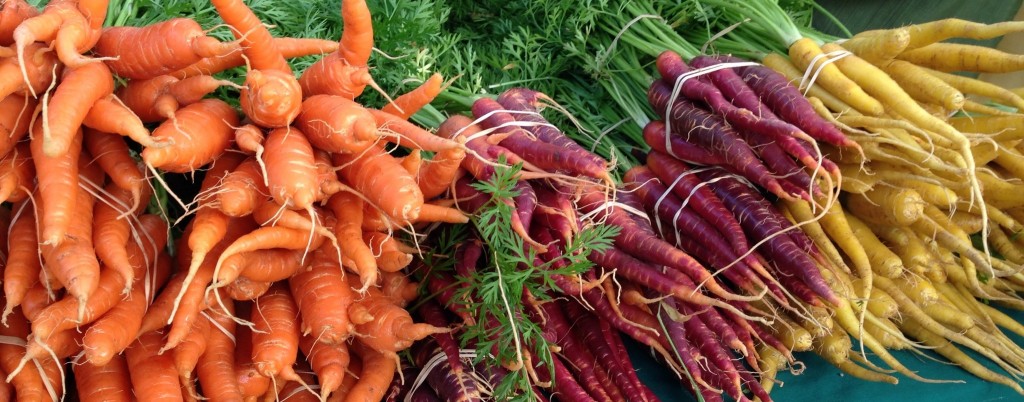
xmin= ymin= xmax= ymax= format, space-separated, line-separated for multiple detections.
xmin=0 ymin=0 xmax=482 ymax=400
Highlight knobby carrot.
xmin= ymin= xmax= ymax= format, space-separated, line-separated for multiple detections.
xmin=263 ymin=126 xmax=319 ymax=211
xmin=0 ymin=94 xmax=36 ymax=157
xmin=299 ymin=0 xmax=374 ymax=99
xmin=94 ymin=17 xmax=235 ymax=80
xmin=141 ymin=98 xmax=240 ymax=173
xmin=0 ymin=142 xmax=33 ymax=204
xmin=168 ymin=37 xmax=339 ymax=79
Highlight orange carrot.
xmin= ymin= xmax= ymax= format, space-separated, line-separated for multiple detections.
xmin=0 ymin=0 xmax=38 ymax=46
xmin=196 ymin=300 xmax=242 ymax=402
xmin=210 ymin=0 xmax=300 ymax=128
xmin=94 ymin=18 xmax=235 ymax=80
xmin=216 ymin=157 xmax=268 ymax=218
xmin=382 ymin=73 xmax=444 ymax=119
xmin=370 ymin=109 xmax=462 ymax=153
xmin=212 ymin=224 xmax=326 ymax=287
xmin=0 ymin=306 xmax=59 ymax=402
xmin=326 ymin=191 xmax=377 ymax=290
xmin=378 ymin=270 xmax=418 ymax=308
xmin=39 ymin=180 xmax=99 ymax=316
xmin=251 ymin=284 xmax=302 ymax=381
xmin=417 ymin=144 xmax=466 ymax=200
xmin=12 ymin=0 xmax=76 ymax=90
xmin=225 ymin=276 xmax=273 ymax=301
xmin=0 ymin=94 xmax=36 ymax=157
xmin=335 ymin=143 xmax=424 ymax=224
xmin=289 ymin=245 xmax=355 ymax=345
xmin=168 ymin=74 xmax=238 ymax=106
xmin=347 ymin=289 xmax=447 ymax=359
xmin=43 ymin=61 xmax=113 ymax=157
xmin=168 ymin=37 xmax=339 ymax=79
xmin=0 ymin=142 xmax=33 ymax=204
xmin=295 ymin=94 xmax=378 ymax=153
xmin=82 ymin=94 xmax=165 ymax=148
xmin=234 ymin=124 xmax=265 ymax=156
xmin=264 ymin=126 xmax=319 ymax=210
xmin=52 ymin=4 xmax=102 ymax=68
xmin=345 ymin=340 xmax=397 ymax=402
xmin=299 ymin=0 xmax=373 ymax=99
xmin=0 ymin=43 xmax=59 ymax=99
xmin=83 ymin=252 xmax=172 ymax=366
xmin=234 ymin=302 xmax=272 ymax=400
xmin=174 ymin=309 xmax=212 ymax=400
xmin=126 ymin=330 xmax=186 ymax=402
xmin=18 ymin=282 xmax=55 ymax=322
xmin=300 ymin=333 xmax=350 ymax=400
xmin=92 ymin=185 xmax=139 ymax=292
xmin=84 ymin=128 xmax=148 ymax=211
xmin=75 ymin=353 xmax=133 ymax=402
xmin=31 ymin=120 xmax=81 ymax=245
xmin=0 ymin=202 xmax=30 ymax=321
xmin=142 ymin=98 xmax=240 ymax=173
xmin=230 ymin=248 xmax=305 ymax=284
xmin=117 ymin=74 xmax=180 ymax=122
xmin=76 ymin=0 xmax=108 ymax=30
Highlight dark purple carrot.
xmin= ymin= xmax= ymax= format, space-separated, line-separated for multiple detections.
xmin=532 ymin=184 xmax=577 ymax=243
xmin=655 ymin=295 xmax=712 ymax=394
xmin=737 ymin=361 xmax=774 ymax=402
xmin=454 ymin=176 xmax=542 ymax=251
xmin=723 ymin=308 xmax=761 ymax=371
xmin=513 ymin=180 xmax=537 ymax=235
xmin=472 ymin=98 xmax=611 ymax=182
xmin=749 ymin=320 xmax=796 ymax=365
xmin=644 ymin=84 xmax=791 ymax=200
xmin=642 ymin=120 xmax=725 ymax=166
xmin=577 ymin=286 xmax=673 ymax=360
xmin=698 ymin=168 xmax=840 ymax=306
xmin=496 ymin=88 xmax=608 ymax=167
xmin=426 ymin=275 xmax=476 ymax=326
xmin=689 ymin=55 xmax=777 ymax=120
xmin=562 ymin=302 xmax=651 ymax=402
xmin=598 ymin=314 xmax=661 ymax=402
xmin=533 ymin=353 xmax=598 ymax=402
xmin=714 ymin=54 xmax=860 ymax=150
xmin=644 ymin=151 xmax=749 ymax=250
xmin=576 ymin=185 xmax=744 ymax=302
xmin=531 ymin=300 xmax=613 ymax=402
xmin=614 ymin=188 xmax=656 ymax=235
xmin=740 ymin=133 xmax=820 ymax=198
xmin=418 ymin=301 xmax=468 ymax=374
xmin=678 ymin=305 xmax=744 ymax=399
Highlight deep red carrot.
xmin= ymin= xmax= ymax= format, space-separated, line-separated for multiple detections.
xmin=642 ymin=120 xmax=724 ymax=166
xmin=532 ymin=298 xmax=613 ymax=402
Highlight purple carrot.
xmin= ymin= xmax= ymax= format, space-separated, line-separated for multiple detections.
xmin=533 ymin=184 xmax=578 ymax=243
xmin=690 ymin=55 xmax=777 ymax=119
xmin=614 ymin=188 xmax=656 ymax=236
xmin=644 ymin=84 xmax=790 ymax=200
xmin=577 ymin=286 xmax=673 ymax=359
xmin=576 ymin=185 xmax=742 ymax=302
xmin=642 ymin=120 xmax=726 ymax=166
xmin=426 ymin=275 xmax=476 ymax=325
xmin=496 ymin=88 xmax=609 ymax=167
xmin=698 ymin=168 xmax=840 ymax=306
xmin=531 ymin=300 xmax=614 ymax=402
xmin=655 ymin=295 xmax=712 ymax=395
xmin=533 ymin=353 xmax=599 ymax=402
xmin=677 ymin=305 xmax=744 ymax=399
xmin=740 ymin=133 xmax=821 ymax=198
xmin=418 ymin=301 xmax=470 ymax=374
xmin=644 ymin=151 xmax=751 ymax=253
xmin=513 ymin=180 xmax=538 ymax=235
xmin=454 ymin=176 xmax=542 ymax=251
xmin=472 ymin=98 xmax=611 ymax=182
xmin=714 ymin=54 xmax=860 ymax=150
xmin=656 ymin=51 xmax=835 ymax=178
xmin=412 ymin=341 xmax=484 ymax=402
xmin=562 ymin=302 xmax=654 ymax=402
xmin=598 ymin=314 xmax=661 ymax=402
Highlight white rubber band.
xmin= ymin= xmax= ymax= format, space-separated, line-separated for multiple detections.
xmin=663 ymin=61 xmax=759 ymax=159
xmin=799 ymin=50 xmax=851 ymax=96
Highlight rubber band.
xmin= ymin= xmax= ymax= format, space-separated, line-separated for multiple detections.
xmin=201 ymin=310 xmax=236 ymax=344
xmin=663 ymin=61 xmax=759 ymax=159
xmin=0 ymin=335 xmax=26 ymax=346
xmin=799 ymin=50 xmax=851 ymax=96
xmin=451 ymin=109 xmax=557 ymax=141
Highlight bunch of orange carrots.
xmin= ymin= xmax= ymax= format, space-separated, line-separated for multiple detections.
xmin=0 ymin=0 xmax=475 ymax=400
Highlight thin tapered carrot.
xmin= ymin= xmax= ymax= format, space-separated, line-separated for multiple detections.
xmin=175 ymin=309 xmax=212 ymax=400
xmin=117 ymin=75 xmax=179 ymax=123
xmin=74 ymin=353 xmax=133 ymax=402
xmin=141 ymin=98 xmax=240 ymax=173
xmin=299 ymin=333 xmax=350 ymax=400
xmin=167 ymin=74 xmax=238 ymax=106
xmin=127 ymin=330 xmax=186 ymax=401
xmin=43 ymin=61 xmax=113 ymax=157
xmin=31 ymin=119 xmax=81 ymax=245
xmin=289 ymin=245 xmax=355 ymax=345
xmin=82 ymin=94 xmax=164 ymax=149
xmin=234 ymin=124 xmax=265 ymax=157
xmin=326 ymin=191 xmax=377 ymax=289
xmin=0 ymin=94 xmax=36 ymax=157
xmin=382 ymin=73 xmax=443 ymax=119
xmin=83 ymin=252 xmax=172 ymax=366
xmin=294 ymin=94 xmax=378 ymax=154
xmin=0 ymin=306 xmax=60 ymax=402
xmin=84 ymin=128 xmax=147 ymax=212
xmin=898 ymin=42 xmax=1024 ymax=73
xmin=12 ymin=0 xmax=76 ymax=93
xmin=0 ymin=142 xmax=33 ymax=204
xmin=264 ymin=126 xmax=319 ymax=211
xmin=196 ymin=300 xmax=242 ymax=402
xmin=369 ymin=108 xmax=462 ymax=152
xmin=211 ymin=225 xmax=326 ymax=296
xmin=94 ymin=18 xmax=235 ymax=80
xmin=169 ymin=37 xmax=339 ymax=79
xmin=2 ymin=200 xmax=38 ymax=324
